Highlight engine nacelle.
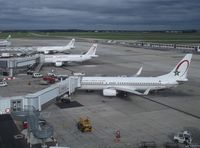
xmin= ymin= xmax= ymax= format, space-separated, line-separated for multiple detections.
xmin=103 ymin=89 xmax=117 ymax=96
xmin=55 ymin=61 xmax=63 ymax=67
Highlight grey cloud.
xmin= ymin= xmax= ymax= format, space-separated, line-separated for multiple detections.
xmin=0 ymin=0 xmax=199 ymax=30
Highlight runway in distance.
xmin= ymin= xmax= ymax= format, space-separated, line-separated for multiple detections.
xmin=0 ymin=35 xmax=11 ymax=47
xmin=80 ymin=54 xmax=192 ymax=96
xmin=44 ymin=44 xmax=98 ymax=66
xmin=36 ymin=38 xmax=75 ymax=54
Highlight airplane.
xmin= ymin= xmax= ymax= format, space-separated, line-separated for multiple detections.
xmin=44 ymin=44 xmax=98 ymax=66
xmin=36 ymin=38 xmax=75 ymax=54
xmin=80 ymin=54 xmax=192 ymax=96
xmin=0 ymin=35 xmax=11 ymax=47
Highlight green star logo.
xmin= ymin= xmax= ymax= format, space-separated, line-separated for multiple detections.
xmin=174 ymin=70 xmax=180 ymax=76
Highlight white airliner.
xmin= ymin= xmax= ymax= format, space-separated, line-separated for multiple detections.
xmin=44 ymin=44 xmax=98 ymax=66
xmin=36 ymin=38 xmax=75 ymax=54
xmin=0 ymin=35 xmax=11 ymax=47
xmin=80 ymin=54 xmax=192 ymax=96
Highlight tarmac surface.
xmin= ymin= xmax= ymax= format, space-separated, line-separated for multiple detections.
xmin=0 ymin=114 xmax=28 ymax=148
xmin=1 ymin=39 xmax=200 ymax=148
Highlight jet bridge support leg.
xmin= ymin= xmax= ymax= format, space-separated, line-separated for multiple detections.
xmin=59 ymin=76 xmax=81 ymax=104
xmin=60 ymin=93 xmax=71 ymax=103
xmin=9 ymin=68 xmax=14 ymax=77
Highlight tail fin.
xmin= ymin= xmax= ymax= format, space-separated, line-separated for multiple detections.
xmin=160 ymin=54 xmax=192 ymax=82
xmin=6 ymin=35 xmax=11 ymax=40
xmin=66 ymin=38 xmax=75 ymax=49
xmin=85 ymin=44 xmax=98 ymax=57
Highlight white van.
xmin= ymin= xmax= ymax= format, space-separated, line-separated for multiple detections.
xmin=0 ymin=81 xmax=8 ymax=87
xmin=47 ymin=72 xmax=56 ymax=77
xmin=32 ymin=73 xmax=43 ymax=78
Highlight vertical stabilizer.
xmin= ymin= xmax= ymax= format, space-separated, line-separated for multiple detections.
xmin=159 ymin=54 xmax=192 ymax=81
xmin=67 ymin=38 xmax=75 ymax=49
xmin=6 ymin=35 xmax=11 ymax=40
xmin=85 ymin=44 xmax=98 ymax=56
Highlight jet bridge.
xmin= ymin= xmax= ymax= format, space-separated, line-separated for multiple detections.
xmin=0 ymin=46 xmax=37 ymax=52
xmin=0 ymin=55 xmax=40 ymax=76
xmin=0 ymin=75 xmax=81 ymax=114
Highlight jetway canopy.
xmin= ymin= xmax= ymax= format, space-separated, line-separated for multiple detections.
xmin=0 ymin=47 xmax=37 ymax=52
xmin=0 ymin=55 xmax=40 ymax=76
xmin=0 ymin=55 xmax=40 ymax=68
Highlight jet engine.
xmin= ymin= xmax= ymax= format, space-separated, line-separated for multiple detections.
xmin=103 ymin=89 xmax=117 ymax=96
xmin=55 ymin=61 xmax=63 ymax=67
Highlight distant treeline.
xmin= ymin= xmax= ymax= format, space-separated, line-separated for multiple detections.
xmin=0 ymin=29 xmax=199 ymax=33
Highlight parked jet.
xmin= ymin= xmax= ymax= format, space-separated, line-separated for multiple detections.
xmin=36 ymin=38 xmax=75 ymax=54
xmin=44 ymin=44 xmax=98 ymax=66
xmin=80 ymin=54 xmax=192 ymax=96
xmin=0 ymin=35 xmax=11 ymax=47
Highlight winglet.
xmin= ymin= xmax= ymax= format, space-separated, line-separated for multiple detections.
xmin=133 ymin=66 xmax=143 ymax=77
xmin=143 ymin=88 xmax=151 ymax=95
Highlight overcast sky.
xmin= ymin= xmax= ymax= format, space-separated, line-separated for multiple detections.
xmin=0 ymin=0 xmax=200 ymax=30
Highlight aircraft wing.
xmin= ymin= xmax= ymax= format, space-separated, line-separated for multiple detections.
xmin=113 ymin=86 xmax=150 ymax=95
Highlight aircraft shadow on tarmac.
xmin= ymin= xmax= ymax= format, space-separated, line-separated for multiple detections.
xmin=78 ymin=90 xmax=132 ymax=101
xmin=148 ymin=89 xmax=193 ymax=97
xmin=61 ymin=60 xmax=102 ymax=66
xmin=79 ymin=89 xmax=193 ymax=101
xmin=117 ymin=89 xmax=193 ymax=99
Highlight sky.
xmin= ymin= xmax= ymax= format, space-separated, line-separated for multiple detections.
xmin=0 ymin=0 xmax=200 ymax=30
